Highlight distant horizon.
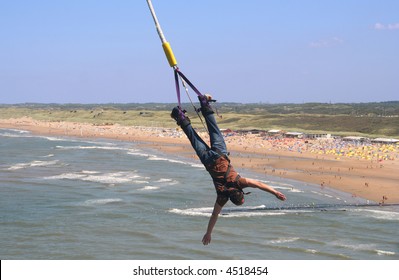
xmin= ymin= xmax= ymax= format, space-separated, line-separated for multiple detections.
xmin=1 ymin=100 xmax=399 ymax=106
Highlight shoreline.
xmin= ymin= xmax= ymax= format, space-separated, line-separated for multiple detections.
xmin=1 ymin=117 xmax=398 ymax=203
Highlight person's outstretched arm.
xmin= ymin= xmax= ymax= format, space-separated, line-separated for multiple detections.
xmin=246 ymin=178 xmax=286 ymax=201
xmin=202 ymin=201 xmax=223 ymax=245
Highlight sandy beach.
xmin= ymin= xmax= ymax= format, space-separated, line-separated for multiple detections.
xmin=1 ymin=116 xmax=398 ymax=204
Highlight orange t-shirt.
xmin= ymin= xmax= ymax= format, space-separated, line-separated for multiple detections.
xmin=205 ymin=156 xmax=248 ymax=206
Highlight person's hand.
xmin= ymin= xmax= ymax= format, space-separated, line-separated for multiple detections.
xmin=202 ymin=233 xmax=212 ymax=245
xmin=275 ymin=191 xmax=286 ymax=201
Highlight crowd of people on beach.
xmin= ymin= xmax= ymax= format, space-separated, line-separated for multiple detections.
xmin=308 ymin=139 xmax=398 ymax=161
xmin=2 ymin=117 xmax=398 ymax=163
xmin=220 ymin=132 xmax=399 ymax=163
xmin=160 ymin=126 xmax=399 ymax=163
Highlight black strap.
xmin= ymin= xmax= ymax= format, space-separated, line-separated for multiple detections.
xmin=224 ymin=164 xmax=231 ymax=182
xmin=174 ymin=67 xmax=203 ymax=108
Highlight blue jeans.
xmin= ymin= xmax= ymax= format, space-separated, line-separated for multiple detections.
xmin=182 ymin=113 xmax=228 ymax=165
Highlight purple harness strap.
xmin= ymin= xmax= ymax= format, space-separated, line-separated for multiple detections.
xmin=174 ymin=69 xmax=181 ymax=107
xmin=174 ymin=67 xmax=203 ymax=107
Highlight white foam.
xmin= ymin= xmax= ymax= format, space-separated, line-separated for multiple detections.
xmin=42 ymin=136 xmax=67 ymax=141
xmin=265 ymin=184 xmax=303 ymax=193
xmin=83 ymin=198 xmax=123 ymax=206
xmin=270 ymin=237 xmax=300 ymax=244
xmin=134 ymin=153 xmax=205 ymax=169
xmin=31 ymin=160 xmax=58 ymax=167
xmin=147 ymin=155 xmax=170 ymax=161
xmin=83 ymin=174 xmax=132 ymax=184
xmin=190 ymin=163 xmax=205 ymax=169
xmin=305 ymin=249 xmax=318 ymax=254
xmin=132 ymin=180 xmax=151 ymax=184
xmin=168 ymin=207 xmax=213 ymax=217
xmin=41 ymin=154 xmax=55 ymax=158
xmin=288 ymin=188 xmax=304 ymax=193
xmin=81 ymin=170 xmax=100 ymax=174
xmin=169 ymin=205 xmax=286 ymax=218
xmin=276 ymin=182 xmax=296 ymax=188
xmin=56 ymin=145 xmax=127 ymax=151
xmin=222 ymin=211 xmax=286 ymax=218
xmin=45 ymin=173 xmax=86 ymax=180
xmin=375 ymin=250 xmax=395 ymax=256
xmin=331 ymin=241 xmax=377 ymax=253
xmin=147 ymin=156 xmax=189 ymax=166
xmin=128 ymin=150 xmax=205 ymax=170
xmin=1 ymin=128 xmax=29 ymax=134
xmin=127 ymin=151 xmax=153 ymax=158
xmin=138 ymin=186 xmax=160 ymax=191
xmin=156 ymin=178 xmax=173 ymax=183
xmin=0 ymin=129 xmax=30 ymax=138
xmin=154 ymin=178 xmax=179 ymax=186
xmin=7 ymin=163 xmax=30 ymax=171
xmin=353 ymin=209 xmax=399 ymax=221
xmin=7 ymin=160 xmax=59 ymax=170
xmin=44 ymin=170 xmax=149 ymax=185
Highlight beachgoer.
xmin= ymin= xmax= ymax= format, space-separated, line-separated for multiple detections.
xmin=171 ymin=94 xmax=286 ymax=245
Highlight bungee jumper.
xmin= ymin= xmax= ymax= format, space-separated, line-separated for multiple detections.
xmin=146 ymin=0 xmax=286 ymax=245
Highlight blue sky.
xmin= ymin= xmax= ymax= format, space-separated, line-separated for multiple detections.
xmin=0 ymin=0 xmax=398 ymax=104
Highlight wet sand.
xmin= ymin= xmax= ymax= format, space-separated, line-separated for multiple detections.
xmin=1 ymin=116 xmax=398 ymax=203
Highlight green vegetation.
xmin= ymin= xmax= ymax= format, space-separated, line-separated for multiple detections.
xmin=1 ymin=102 xmax=398 ymax=137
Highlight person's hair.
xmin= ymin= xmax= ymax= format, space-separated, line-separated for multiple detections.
xmin=229 ymin=189 xmax=244 ymax=206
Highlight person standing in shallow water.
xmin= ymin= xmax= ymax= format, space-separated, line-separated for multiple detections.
xmin=171 ymin=94 xmax=286 ymax=245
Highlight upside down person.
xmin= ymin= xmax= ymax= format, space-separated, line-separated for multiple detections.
xmin=171 ymin=94 xmax=286 ymax=245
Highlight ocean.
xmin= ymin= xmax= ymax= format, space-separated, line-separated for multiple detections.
xmin=0 ymin=128 xmax=398 ymax=260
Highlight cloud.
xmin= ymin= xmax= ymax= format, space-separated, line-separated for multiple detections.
xmin=309 ymin=37 xmax=344 ymax=48
xmin=374 ymin=22 xmax=399 ymax=30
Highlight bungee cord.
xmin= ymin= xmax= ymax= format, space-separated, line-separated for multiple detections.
xmin=146 ymin=0 xmax=209 ymax=132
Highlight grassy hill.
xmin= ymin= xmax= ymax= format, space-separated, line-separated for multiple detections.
xmin=1 ymin=102 xmax=398 ymax=138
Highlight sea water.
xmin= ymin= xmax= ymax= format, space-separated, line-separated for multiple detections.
xmin=0 ymin=128 xmax=398 ymax=260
